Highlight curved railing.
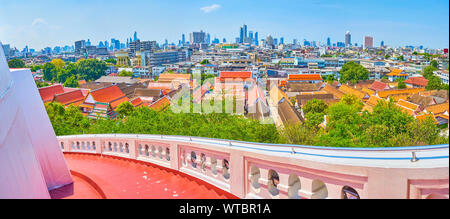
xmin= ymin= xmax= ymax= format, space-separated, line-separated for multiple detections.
xmin=57 ymin=134 xmax=449 ymax=199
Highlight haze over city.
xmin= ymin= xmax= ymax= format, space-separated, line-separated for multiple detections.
xmin=0 ymin=0 xmax=449 ymax=50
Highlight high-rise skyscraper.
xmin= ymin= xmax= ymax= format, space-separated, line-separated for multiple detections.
xmin=380 ymin=40 xmax=385 ymax=47
xmin=182 ymin=34 xmax=185 ymax=45
xmin=249 ymin=31 xmax=254 ymax=42
xmin=280 ymin=37 xmax=284 ymax=45
xmin=190 ymin=31 xmax=206 ymax=45
xmin=239 ymin=27 xmax=244 ymax=44
xmin=243 ymin=24 xmax=247 ymax=39
xmin=345 ymin=31 xmax=351 ymax=47
xmin=206 ymin=33 xmax=211 ymax=45
xmin=364 ymin=36 xmax=374 ymax=49
xmin=255 ymin=32 xmax=259 ymax=45
xmin=327 ymin=37 xmax=331 ymax=47
xmin=134 ymin=32 xmax=138 ymax=42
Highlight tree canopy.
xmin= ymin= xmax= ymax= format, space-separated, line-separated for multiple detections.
xmin=339 ymin=61 xmax=370 ymax=84
xmin=8 ymin=59 xmax=25 ymax=68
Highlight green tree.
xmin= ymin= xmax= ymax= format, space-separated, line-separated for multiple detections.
xmin=64 ymin=75 xmax=79 ymax=88
xmin=43 ymin=62 xmax=57 ymax=81
xmin=51 ymin=59 xmax=66 ymax=69
xmin=200 ymin=59 xmax=210 ymax=65
xmin=119 ymin=70 xmax=133 ymax=77
xmin=8 ymin=59 xmax=25 ymax=68
xmin=339 ymin=61 xmax=370 ymax=84
xmin=116 ymin=101 xmax=135 ymax=117
xmin=76 ymin=59 xmax=107 ymax=81
xmin=430 ymin=60 xmax=439 ymax=69
xmin=302 ymin=99 xmax=328 ymax=115
xmin=104 ymin=58 xmax=117 ymax=65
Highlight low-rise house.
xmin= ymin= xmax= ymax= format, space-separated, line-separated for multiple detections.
xmin=38 ymin=84 xmax=65 ymax=103
xmin=386 ymin=69 xmax=409 ymax=82
xmin=338 ymin=84 xmax=370 ymax=101
xmin=133 ymin=88 xmax=163 ymax=104
xmin=424 ymin=103 xmax=449 ymax=125
xmin=404 ymin=77 xmax=428 ymax=88
xmin=369 ymin=81 xmax=391 ymax=92
xmin=377 ymin=88 xmax=425 ymax=99
xmin=81 ymin=85 xmax=129 ymax=119
xmin=396 ymin=99 xmax=421 ymax=116
xmin=52 ymin=90 xmax=86 ymax=107
xmin=287 ymin=74 xmax=323 ymax=84
xmin=321 ymin=84 xmax=345 ymax=99
xmin=95 ymin=76 xmax=140 ymax=84
xmin=295 ymin=93 xmax=336 ymax=108
xmin=149 ymin=96 xmax=171 ymax=112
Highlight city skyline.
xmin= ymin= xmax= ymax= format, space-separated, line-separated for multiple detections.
xmin=0 ymin=0 xmax=449 ymax=50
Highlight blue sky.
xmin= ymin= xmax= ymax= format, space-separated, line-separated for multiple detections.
xmin=0 ymin=0 xmax=448 ymax=50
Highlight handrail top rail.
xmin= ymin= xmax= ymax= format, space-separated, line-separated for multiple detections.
xmin=57 ymin=133 xmax=449 ymax=152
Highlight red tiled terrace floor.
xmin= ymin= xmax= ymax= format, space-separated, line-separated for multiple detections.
xmin=50 ymin=153 xmax=238 ymax=199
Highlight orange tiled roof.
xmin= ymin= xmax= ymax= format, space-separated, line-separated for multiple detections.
xmin=425 ymin=103 xmax=449 ymax=115
xmin=404 ymin=77 xmax=428 ymax=87
xmin=130 ymin=97 xmax=144 ymax=107
xmin=53 ymin=90 xmax=86 ymax=106
xmin=89 ymin=85 xmax=129 ymax=109
xmin=416 ymin=113 xmax=437 ymax=122
xmin=378 ymin=88 xmax=425 ymax=98
xmin=288 ymin=74 xmax=323 ymax=81
xmin=149 ymin=96 xmax=171 ymax=111
xmin=338 ymin=84 xmax=369 ymax=100
xmin=39 ymin=84 xmax=65 ymax=102
xmin=322 ymin=84 xmax=344 ymax=99
xmin=159 ymin=73 xmax=191 ymax=80
xmin=370 ymin=81 xmax=390 ymax=92
xmin=397 ymin=99 xmax=420 ymax=111
xmin=387 ymin=69 xmax=408 ymax=76
xmin=366 ymin=95 xmax=386 ymax=107
xmin=219 ymin=71 xmax=252 ymax=82
xmin=362 ymin=88 xmax=375 ymax=96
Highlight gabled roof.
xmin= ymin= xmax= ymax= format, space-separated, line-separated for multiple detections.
xmin=370 ymin=81 xmax=390 ymax=92
xmin=387 ymin=69 xmax=408 ymax=76
xmin=133 ymin=88 xmax=162 ymax=98
xmin=287 ymin=74 xmax=322 ymax=81
xmin=149 ymin=96 xmax=171 ymax=111
xmin=397 ymin=99 xmax=420 ymax=111
xmin=278 ymin=99 xmax=303 ymax=125
xmin=425 ymin=103 xmax=449 ymax=115
xmin=338 ymin=84 xmax=369 ymax=100
xmin=89 ymin=85 xmax=129 ymax=110
xmin=219 ymin=71 xmax=252 ymax=82
xmin=286 ymin=82 xmax=319 ymax=92
xmin=415 ymin=113 xmax=437 ymax=123
xmin=378 ymin=88 xmax=425 ymax=99
xmin=404 ymin=77 xmax=428 ymax=87
xmin=407 ymin=93 xmax=436 ymax=108
xmin=53 ymin=90 xmax=86 ymax=106
xmin=269 ymin=86 xmax=290 ymax=105
xmin=362 ymin=88 xmax=375 ymax=96
xmin=159 ymin=73 xmax=191 ymax=80
xmin=322 ymin=84 xmax=344 ymax=99
xmin=39 ymin=84 xmax=64 ymax=102
xmin=366 ymin=95 xmax=386 ymax=107
xmin=130 ymin=97 xmax=144 ymax=107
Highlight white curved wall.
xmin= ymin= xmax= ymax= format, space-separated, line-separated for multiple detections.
xmin=0 ymin=45 xmax=73 ymax=198
xmin=58 ymin=134 xmax=449 ymax=199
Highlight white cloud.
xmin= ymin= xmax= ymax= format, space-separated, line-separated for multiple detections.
xmin=32 ymin=18 xmax=48 ymax=26
xmin=200 ymin=4 xmax=221 ymax=13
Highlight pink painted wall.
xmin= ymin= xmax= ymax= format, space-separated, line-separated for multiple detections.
xmin=58 ymin=134 xmax=449 ymax=199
